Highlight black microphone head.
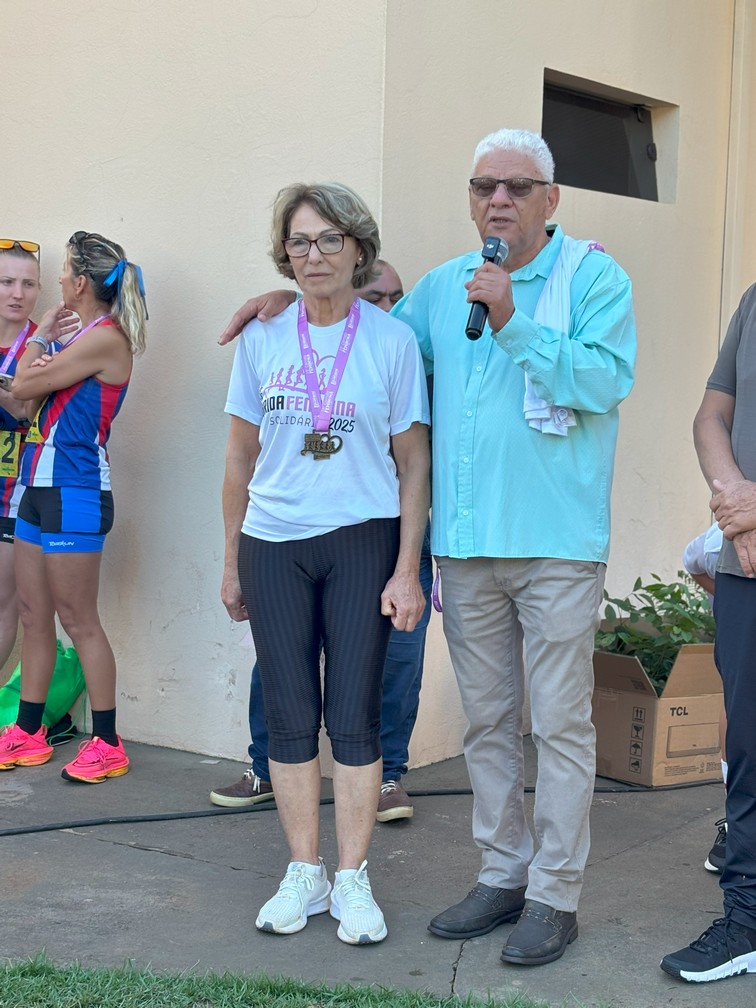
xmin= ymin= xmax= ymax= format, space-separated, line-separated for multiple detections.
xmin=481 ymin=236 xmax=509 ymax=266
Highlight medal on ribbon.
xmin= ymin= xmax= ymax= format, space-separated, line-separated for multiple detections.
xmin=301 ymin=431 xmax=344 ymax=461
xmin=296 ymin=298 xmax=359 ymax=460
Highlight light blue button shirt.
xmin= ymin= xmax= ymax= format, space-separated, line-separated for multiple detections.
xmin=392 ymin=225 xmax=636 ymax=562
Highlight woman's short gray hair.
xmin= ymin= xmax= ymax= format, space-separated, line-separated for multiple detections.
xmin=270 ymin=182 xmax=380 ymax=289
xmin=472 ymin=128 xmax=555 ymax=183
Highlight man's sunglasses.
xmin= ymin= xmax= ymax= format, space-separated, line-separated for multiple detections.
xmin=469 ymin=177 xmax=550 ymax=199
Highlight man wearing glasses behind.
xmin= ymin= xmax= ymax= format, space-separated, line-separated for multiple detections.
xmin=220 ymin=127 xmax=636 ymax=966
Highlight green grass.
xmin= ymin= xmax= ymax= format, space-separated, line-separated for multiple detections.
xmin=0 ymin=956 xmax=561 ymax=1008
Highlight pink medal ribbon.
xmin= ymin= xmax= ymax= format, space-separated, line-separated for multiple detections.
xmin=297 ymin=298 xmax=360 ymax=460
xmin=62 ymin=313 xmax=111 ymax=350
xmin=0 ymin=321 xmax=31 ymax=375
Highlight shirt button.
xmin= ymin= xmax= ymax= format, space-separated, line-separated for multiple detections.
xmin=463 ymin=509 xmax=469 ymax=516
xmin=466 ymin=410 xmax=473 ymax=417
xmin=476 ymin=366 xmax=482 ymax=372
xmin=463 ymin=457 xmax=469 ymax=463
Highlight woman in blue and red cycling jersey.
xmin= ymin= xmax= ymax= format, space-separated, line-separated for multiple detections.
xmin=0 ymin=231 xmax=147 ymax=785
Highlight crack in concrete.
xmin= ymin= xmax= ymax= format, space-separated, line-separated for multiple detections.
xmin=449 ymin=938 xmax=465 ymax=996
xmin=588 ymin=810 xmax=715 ymax=867
xmin=70 ymin=831 xmax=250 ymax=869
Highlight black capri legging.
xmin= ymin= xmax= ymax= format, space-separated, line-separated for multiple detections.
xmin=238 ymin=517 xmax=400 ymax=767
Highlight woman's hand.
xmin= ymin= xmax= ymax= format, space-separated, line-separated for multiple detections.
xmin=34 ymin=301 xmax=80 ymax=344
xmin=221 ymin=569 xmax=248 ymax=622
xmin=28 ymin=353 xmax=54 ymax=370
xmin=381 ymin=570 xmax=425 ymax=632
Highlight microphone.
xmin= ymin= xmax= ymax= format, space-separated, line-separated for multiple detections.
xmin=465 ymin=236 xmax=509 ymax=340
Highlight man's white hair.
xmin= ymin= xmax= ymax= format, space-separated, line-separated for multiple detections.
xmin=472 ymin=128 xmax=555 ymax=183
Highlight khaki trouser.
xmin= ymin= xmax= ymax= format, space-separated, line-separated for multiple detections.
xmin=437 ymin=555 xmax=606 ymax=912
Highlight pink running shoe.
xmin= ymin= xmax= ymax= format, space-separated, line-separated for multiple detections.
xmin=0 ymin=724 xmax=54 ymax=770
xmin=61 ymin=735 xmax=130 ymax=784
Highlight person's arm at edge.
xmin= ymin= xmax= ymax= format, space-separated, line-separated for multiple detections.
xmin=218 ymin=291 xmax=297 ymax=345
xmin=693 ymin=389 xmax=741 ymax=491
xmin=689 ymin=571 xmax=716 ymax=596
xmin=381 ymin=421 xmax=430 ymax=632
xmin=694 ymin=387 xmax=756 ymax=576
xmin=221 ymin=415 xmax=261 ymax=620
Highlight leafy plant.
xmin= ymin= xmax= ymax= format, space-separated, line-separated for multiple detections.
xmin=594 ymin=573 xmax=715 ymax=696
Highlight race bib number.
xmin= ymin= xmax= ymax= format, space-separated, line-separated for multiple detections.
xmin=0 ymin=430 xmax=21 ymax=477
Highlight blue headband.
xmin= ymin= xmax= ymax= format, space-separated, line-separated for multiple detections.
xmin=104 ymin=259 xmax=148 ymax=317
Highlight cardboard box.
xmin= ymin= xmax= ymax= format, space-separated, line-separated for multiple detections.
xmin=592 ymin=643 xmax=724 ymax=787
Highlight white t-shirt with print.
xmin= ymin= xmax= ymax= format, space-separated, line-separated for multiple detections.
xmin=225 ymin=299 xmax=430 ymax=542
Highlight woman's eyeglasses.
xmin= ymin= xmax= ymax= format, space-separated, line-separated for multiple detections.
xmin=469 ymin=177 xmax=550 ymax=199
xmin=283 ymin=233 xmax=347 ymax=257
xmin=0 ymin=238 xmax=40 ymax=258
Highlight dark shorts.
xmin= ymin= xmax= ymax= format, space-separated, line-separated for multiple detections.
xmin=239 ymin=517 xmax=400 ymax=767
xmin=16 ymin=486 xmax=114 ymax=554
xmin=0 ymin=516 xmax=14 ymax=545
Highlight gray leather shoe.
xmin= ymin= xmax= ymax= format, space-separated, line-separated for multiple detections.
xmin=501 ymin=899 xmax=578 ymax=965
xmin=428 ymin=883 xmax=526 ymax=939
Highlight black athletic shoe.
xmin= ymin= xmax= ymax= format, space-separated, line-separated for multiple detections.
xmin=704 ymin=818 xmax=727 ymax=874
xmin=661 ymin=917 xmax=756 ymax=982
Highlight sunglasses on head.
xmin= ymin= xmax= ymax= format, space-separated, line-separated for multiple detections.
xmin=68 ymin=231 xmax=107 ymax=272
xmin=69 ymin=231 xmax=101 ymax=252
xmin=0 ymin=238 xmax=40 ymax=258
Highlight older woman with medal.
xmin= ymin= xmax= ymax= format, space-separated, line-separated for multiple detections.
xmin=222 ymin=182 xmax=430 ymax=944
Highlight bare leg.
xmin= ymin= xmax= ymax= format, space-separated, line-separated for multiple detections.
xmin=46 ymin=552 xmax=116 ymax=710
xmin=269 ymin=756 xmax=321 ymax=864
xmin=332 ymin=757 xmax=382 ymax=870
xmin=15 ymin=539 xmax=58 ymax=701
xmin=0 ymin=541 xmax=19 ymax=672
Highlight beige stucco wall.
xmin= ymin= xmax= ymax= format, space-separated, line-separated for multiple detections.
xmin=2 ymin=0 xmax=753 ymax=766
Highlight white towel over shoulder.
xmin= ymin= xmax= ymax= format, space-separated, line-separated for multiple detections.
xmin=524 ymin=238 xmax=603 ymax=436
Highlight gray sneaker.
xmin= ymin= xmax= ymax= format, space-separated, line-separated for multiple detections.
xmin=210 ymin=768 xmax=275 ymax=807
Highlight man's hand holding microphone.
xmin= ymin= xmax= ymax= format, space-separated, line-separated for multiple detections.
xmin=465 ymin=236 xmax=512 ymax=339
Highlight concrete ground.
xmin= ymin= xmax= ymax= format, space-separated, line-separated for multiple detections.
xmin=0 ymin=736 xmax=751 ymax=1008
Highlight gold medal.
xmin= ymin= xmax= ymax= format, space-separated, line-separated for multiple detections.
xmin=301 ymin=431 xmax=343 ymax=461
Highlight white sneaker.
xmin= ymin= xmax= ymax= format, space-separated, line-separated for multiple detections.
xmin=255 ymin=859 xmax=331 ymax=934
xmin=330 ymin=860 xmax=387 ymax=944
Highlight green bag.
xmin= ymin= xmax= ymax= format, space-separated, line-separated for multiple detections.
xmin=0 ymin=640 xmax=86 ymax=729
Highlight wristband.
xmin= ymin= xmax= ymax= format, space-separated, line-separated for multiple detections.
xmin=26 ymin=334 xmax=50 ymax=352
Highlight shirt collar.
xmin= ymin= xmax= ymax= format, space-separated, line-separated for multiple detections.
xmin=463 ymin=224 xmax=563 ymax=279
xmin=509 ymin=223 xmax=563 ymax=280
